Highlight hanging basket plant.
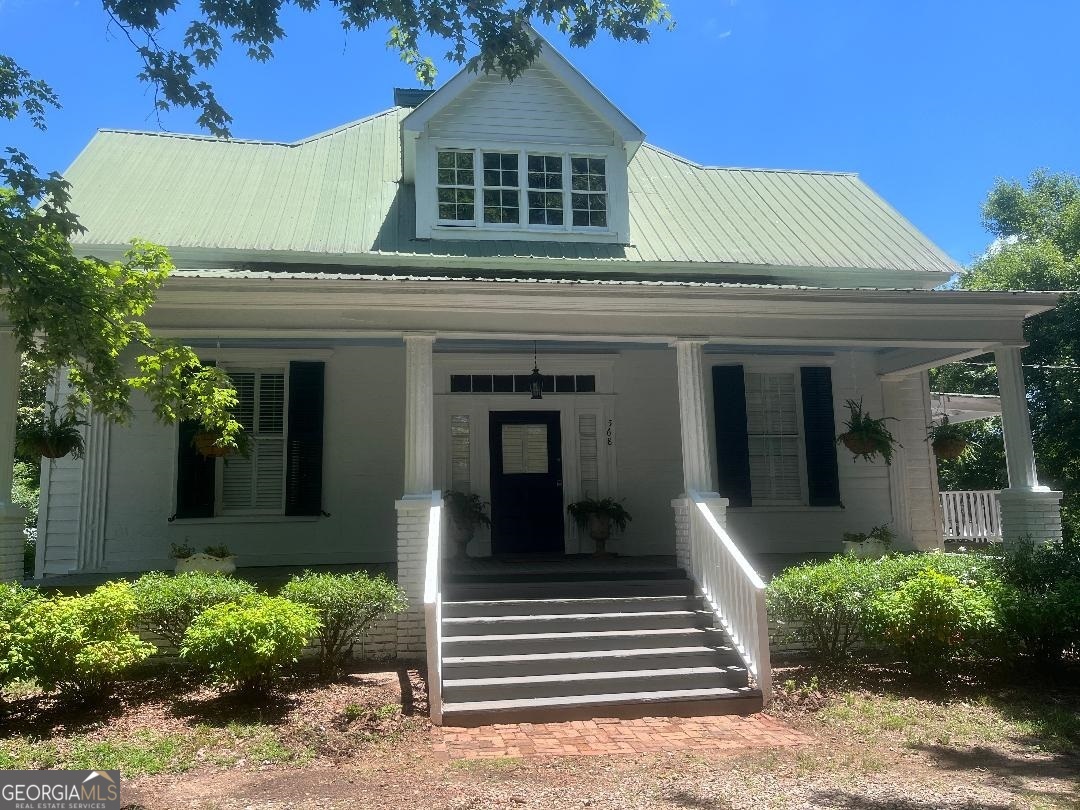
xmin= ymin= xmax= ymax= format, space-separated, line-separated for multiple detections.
xmin=836 ymin=398 xmax=900 ymax=465
xmin=927 ymin=417 xmax=971 ymax=461
xmin=16 ymin=403 xmax=86 ymax=460
xmin=193 ymin=428 xmax=249 ymax=459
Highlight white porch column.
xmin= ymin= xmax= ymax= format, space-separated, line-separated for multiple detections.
xmin=0 ymin=331 xmax=27 ymax=582
xmin=674 ymin=338 xmax=714 ymax=493
xmin=994 ymin=346 xmax=1063 ymax=545
xmin=403 ymin=334 xmax=435 ymax=495
xmin=672 ymin=338 xmax=721 ymax=571
xmin=397 ymin=333 xmax=435 ymax=656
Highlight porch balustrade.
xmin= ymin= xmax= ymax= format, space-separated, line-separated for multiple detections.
xmin=940 ymin=490 xmax=1002 ymax=544
xmin=686 ymin=490 xmax=772 ymax=705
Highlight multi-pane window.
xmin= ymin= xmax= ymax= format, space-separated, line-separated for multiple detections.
xmin=527 ymin=155 xmax=564 ymax=225
xmin=221 ymin=370 xmax=287 ymax=514
xmin=437 ymin=150 xmax=475 ymax=222
xmin=571 ymin=157 xmax=608 ymax=227
xmin=482 ymin=152 xmax=519 ymax=224
xmin=435 ymin=149 xmax=608 ymax=231
xmin=744 ymin=372 xmax=803 ymax=505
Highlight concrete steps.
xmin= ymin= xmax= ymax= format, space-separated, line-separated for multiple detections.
xmin=438 ymin=568 xmax=761 ymax=726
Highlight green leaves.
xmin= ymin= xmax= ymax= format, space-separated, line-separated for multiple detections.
xmin=92 ymin=1 xmax=670 ymax=138
xmin=180 ymin=595 xmax=321 ymax=691
xmin=280 ymin=572 xmax=407 ymax=676
xmin=0 ymin=55 xmax=59 ymax=130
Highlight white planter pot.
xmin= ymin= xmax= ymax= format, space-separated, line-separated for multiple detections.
xmin=174 ymin=553 xmax=237 ymax=575
xmin=843 ymin=540 xmax=890 ymax=560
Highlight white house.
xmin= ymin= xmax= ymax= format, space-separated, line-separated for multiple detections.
xmin=0 ymin=34 xmax=1062 ymax=723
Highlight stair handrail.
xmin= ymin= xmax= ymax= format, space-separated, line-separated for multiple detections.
xmin=423 ymin=489 xmax=444 ymax=724
xmin=686 ymin=490 xmax=772 ymax=705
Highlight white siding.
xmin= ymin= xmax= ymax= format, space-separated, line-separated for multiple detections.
xmin=95 ymin=346 xmax=405 ymax=572
xmin=427 ymin=63 xmax=615 ymax=147
xmin=719 ymin=351 xmax=895 ymax=555
xmin=37 ymin=458 xmax=81 ymax=575
xmin=37 ymin=346 xmax=931 ymax=573
xmin=884 ymin=370 xmax=943 ymax=551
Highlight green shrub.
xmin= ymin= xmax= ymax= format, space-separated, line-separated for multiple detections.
xmin=767 ymin=556 xmax=890 ymax=663
xmin=131 ymin=571 xmax=258 ymax=647
xmin=1000 ymin=540 xmax=1080 ymax=591
xmin=876 ymin=551 xmax=1001 ymax=589
xmin=0 ymin=582 xmax=41 ymax=690
xmin=280 ymin=572 xmax=406 ymax=676
xmin=994 ymin=581 xmax=1080 ymax=662
xmin=180 ymin=596 xmax=320 ymax=691
xmin=995 ymin=541 xmax=1080 ymax=662
xmin=15 ymin=582 xmax=155 ymax=699
xmin=867 ymin=570 xmax=997 ymax=674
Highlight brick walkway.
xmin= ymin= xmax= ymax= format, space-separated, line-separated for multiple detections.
xmin=434 ymin=714 xmax=812 ymax=760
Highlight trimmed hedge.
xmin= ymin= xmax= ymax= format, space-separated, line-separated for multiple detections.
xmin=131 ymin=571 xmax=259 ymax=647
xmin=180 ymin=596 xmax=321 ymax=691
xmin=14 ymin=582 xmax=155 ymax=700
xmin=768 ymin=544 xmax=1080 ymax=671
xmin=280 ymin=571 xmax=406 ymax=676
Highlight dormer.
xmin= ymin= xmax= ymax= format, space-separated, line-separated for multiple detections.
xmin=402 ymin=33 xmax=643 ymax=245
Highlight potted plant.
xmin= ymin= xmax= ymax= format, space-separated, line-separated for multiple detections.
xmin=927 ymin=417 xmax=970 ymax=461
xmin=842 ymin=524 xmax=895 ymax=559
xmin=16 ymin=403 xmax=85 ymax=460
xmin=172 ymin=543 xmax=237 ymax=574
xmin=567 ymin=497 xmax=633 ymax=558
xmin=443 ymin=491 xmax=491 ymax=559
xmin=837 ymin=398 xmax=900 ymax=465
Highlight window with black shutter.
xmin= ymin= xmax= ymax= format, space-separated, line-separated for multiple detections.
xmin=173 ymin=360 xmax=325 ymax=519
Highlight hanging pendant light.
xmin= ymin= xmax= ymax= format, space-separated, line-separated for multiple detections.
xmin=528 ymin=341 xmax=544 ymax=400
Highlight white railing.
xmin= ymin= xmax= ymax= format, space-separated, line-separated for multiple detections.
xmin=422 ymin=490 xmax=444 ymax=725
xmin=941 ymin=489 xmax=1002 ymax=543
xmin=687 ymin=491 xmax=772 ymax=705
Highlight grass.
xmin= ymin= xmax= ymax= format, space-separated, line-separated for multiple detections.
xmin=812 ymin=688 xmax=1080 ymax=754
xmin=0 ymin=722 xmax=313 ymax=775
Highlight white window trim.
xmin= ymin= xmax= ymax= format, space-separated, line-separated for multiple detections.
xmin=416 ymin=139 xmax=629 ymax=243
xmin=434 ymin=146 xmax=612 ymax=233
xmin=215 ymin=364 xmax=290 ymax=518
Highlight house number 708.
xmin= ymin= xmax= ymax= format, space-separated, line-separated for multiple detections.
xmin=606 ymin=419 xmax=614 ymax=446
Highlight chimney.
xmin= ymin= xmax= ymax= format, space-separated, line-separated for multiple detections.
xmin=393 ymin=88 xmax=435 ymax=108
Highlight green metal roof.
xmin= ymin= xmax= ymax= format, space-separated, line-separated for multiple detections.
xmin=64 ymin=107 xmax=960 ymax=282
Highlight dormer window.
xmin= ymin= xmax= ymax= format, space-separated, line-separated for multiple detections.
xmin=436 ymin=150 xmax=475 ymax=222
xmin=435 ymin=148 xmax=609 ymax=232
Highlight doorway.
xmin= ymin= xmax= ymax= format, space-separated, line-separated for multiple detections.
xmin=488 ymin=411 xmax=565 ymax=554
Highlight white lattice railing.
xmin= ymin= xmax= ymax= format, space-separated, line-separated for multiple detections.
xmin=423 ymin=490 xmax=444 ymax=725
xmin=687 ymin=491 xmax=772 ymax=705
xmin=941 ymin=490 xmax=1002 ymax=543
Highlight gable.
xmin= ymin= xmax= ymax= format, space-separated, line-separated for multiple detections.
xmin=425 ymin=62 xmax=615 ymax=148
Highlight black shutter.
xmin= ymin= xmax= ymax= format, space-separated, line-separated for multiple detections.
xmin=801 ymin=366 xmax=842 ymax=506
xmin=286 ymin=361 xmax=325 ymax=516
xmin=175 ymin=361 xmax=216 ymax=519
xmin=712 ymin=365 xmax=752 ymax=507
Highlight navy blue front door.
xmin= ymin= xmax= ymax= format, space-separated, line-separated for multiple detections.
xmin=489 ymin=411 xmax=564 ymax=554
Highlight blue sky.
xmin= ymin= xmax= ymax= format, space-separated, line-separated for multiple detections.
xmin=3 ymin=0 xmax=1078 ymax=266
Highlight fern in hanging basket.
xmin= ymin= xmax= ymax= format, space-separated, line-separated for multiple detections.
xmin=836 ymin=398 xmax=900 ymax=465
xmin=193 ymin=428 xmax=251 ymax=459
xmin=926 ymin=417 xmax=973 ymax=461
xmin=16 ymin=404 xmax=86 ymax=460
